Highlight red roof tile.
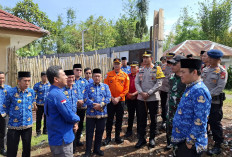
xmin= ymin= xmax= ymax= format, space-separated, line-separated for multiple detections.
xmin=0 ymin=9 xmax=49 ymax=35
xmin=164 ymin=40 xmax=232 ymax=57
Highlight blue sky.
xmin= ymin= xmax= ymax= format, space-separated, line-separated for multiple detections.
xmin=0 ymin=0 xmax=204 ymax=36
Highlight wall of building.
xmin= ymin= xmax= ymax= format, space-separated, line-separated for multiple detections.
xmin=0 ymin=37 xmax=10 ymax=72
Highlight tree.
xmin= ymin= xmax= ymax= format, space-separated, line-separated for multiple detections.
xmin=135 ymin=0 xmax=149 ymax=40
xmin=198 ymin=0 xmax=232 ymax=43
xmin=174 ymin=8 xmax=205 ymax=45
xmin=67 ymin=8 xmax=76 ymax=26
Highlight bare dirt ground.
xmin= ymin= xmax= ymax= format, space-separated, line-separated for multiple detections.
xmin=16 ymin=101 xmax=232 ymax=157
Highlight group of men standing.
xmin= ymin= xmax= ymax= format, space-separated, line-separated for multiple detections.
xmin=0 ymin=49 xmax=229 ymax=157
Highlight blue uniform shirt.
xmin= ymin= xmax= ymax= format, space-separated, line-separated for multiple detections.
xmin=63 ymin=84 xmax=82 ymax=113
xmin=33 ymin=81 xmax=50 ymax=106
xmin=171 ymin=80 xmax=211 ymax=153
xmin=45 ymin=85 xmax=80 ymax=146
xmin=86 ymin=78 xmax=94 ymax=84
xmin=84 ymin=83 xmax=111 ymax=119
xmin=75 ymin=77 xmax=88 ymax=109
xmin=0 ymin=84 xmax=11 ymax=117
xmin=5 ymin=87 xmax=35 ymax=130
xmin=121 ymin=66 xmax=131 ymax=74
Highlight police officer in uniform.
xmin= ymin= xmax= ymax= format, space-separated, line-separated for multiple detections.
xmin=171 ymin=59 xmax=211 ymax=157
xmin=0 ymin=71 xmax=11 ymax=156
xmin=103 ymin=58 xmax=129 ymax=145
xmin=121 ymin=57 xmax=131 ymax=74
xmin=83 ymin=68 xmax=111 ymax=157
xmin=73 ymin=64 xmax=88 ymax=146
xmin=63 ymin=70 xmax=82 ymax=153
xmin=135 ymin=51 xmax=165 ymax=148
xmin=33 ymin=71 xmax=50 ymax=136
xmin=201 ymin=49 xmax=228 ymax=155
xmin=4 ymin=71 xmax=35 ymax=157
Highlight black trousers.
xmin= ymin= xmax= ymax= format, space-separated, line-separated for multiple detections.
xmin=137 ymin=100 xmax=158 ymax=139
xmin=36 ymin=105 xmax=47 ymax=134
xmin=160 ymin=91 xmax=168 ymax=123
xmin=106 ymin=101 xmax=124 ymax=136
xmin=74 ymin=109 xmax=86 ymax=143
xmin=174 ymin=142 xmax=201 ymax=157
xmin=7 ymin=127 xmax=32 ymax=157
xmin=86 ymin=118 xmax=106 ymax=153
xmin=0 ymin=115 xmax=7 ymax=150
xmin=208 ymin=103 xmax=224 ymax=147
xmin=126 ymin=99 xmax=138 ymax=132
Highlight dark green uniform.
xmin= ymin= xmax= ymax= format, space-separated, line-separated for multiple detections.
xmin=166 ymin=74 xmax=186 ymax=145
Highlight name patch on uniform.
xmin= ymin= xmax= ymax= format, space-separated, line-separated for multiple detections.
xmin=101 ymin=87 xmax=105 ymax=90
xmin=197 ymin=96 xmax=205 ymax=103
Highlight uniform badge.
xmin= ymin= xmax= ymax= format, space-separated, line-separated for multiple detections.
xmin=66 ymin=96 xmax=69 ymax=98
xmin=91 ymin=109 xmax=95 ymax=113
xmin=17 ymin=99 xmax=22 ymax=103
xmin=13 ymin=118 xmax=18 ymax=122
xmin=102 ymin=97 xmax=105 ymax=101
xmin=90 ymin=87 xmax=94 ymax=90
xmin=39 ymin=92 xmax=42 ymax=95
xmin=74 ymin=90 xmax=77 ymax=93
xmin=220 ymin=72 xmax=226 ymax=79
xmin=178 ymin=109 xmax=182 ymax=115
xmin=101 ymin=87 xmax=105 ymax=90
xmin=92 ymin=90 xmax=94 ymax=93
xmin=194 ymin=118 xmax=202 ymax=125
xmin=64 ymin=91 xmax=68 ymax=95
xmin=61 ymin=99 xmax=66 ymax=104
xmin=197 ymin=96 xmax=205 ymax=103
xmin=185 ymin=90 xmax=190 ymax=97
xmin=39 ymin=85 xmax=42 ymax=88
xmin=14 ymin=93 xmax=19 ymax=98
xmin=15 ymin=106 xmax=19 ymax=110
xmin=4 ymin=90 xmax=7 ymax=93
xmin=100 ymin=108 xmax=104 ymax=112
xmin=84 ymin=98 xmax=87 ymax=102
xmin=27 ymin=92 xmax=32 ymax=97
xmin=2 ymin=104 xmax=6 ymax=108
xmin=48 ymin=84 xmax=51 ymax=86
xmin=28 ymin=105 xmax=31 ymax=109
xmin=81 ymin=81 xmax=85 ymax=84
xmin=91 ymin=98 xmax=94 ymax=101
xmin=190 ymin=134 xmax=196 ymax=140
xmin=214 ymin=67 xmax=220 ymax=74
xmin=212 ymin=79 xmax=217 ymax=84
xmin=27 ymin=117 xmax=31 ymax=121
xmin=175 ymin=127 xmax=180 ymax=133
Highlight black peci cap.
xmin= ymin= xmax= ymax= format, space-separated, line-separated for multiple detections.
xmin=41 ymin=71 xmax=46 ymax=77
xmin=93 ymin=68 xmax=101 ymax=74
xmin=64 ymin=70 xmax=74 ymax=76
xmin=186 ymin=54 xmax=193 ymax=58
xmin=180 ymin=59 xmax=202 ymax=70
xmin=121 ymin=57 xmax=127 ymax=60
xmin=73 ymin=64 xmax=82 ymax=69
xmin=18 ymin=71 xmax=31 ymax=78
xmin=200 ymin=50 xmax=206 ymax=55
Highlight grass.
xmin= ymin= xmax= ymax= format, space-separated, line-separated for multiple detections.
xmin=223 ymin=89 xmax=232 ymax=95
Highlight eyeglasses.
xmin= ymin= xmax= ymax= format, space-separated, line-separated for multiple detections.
xmin=75 ymin=69 xmax=82 ymax=71
xmin=85 ymin=73 xmax=91 ymax=74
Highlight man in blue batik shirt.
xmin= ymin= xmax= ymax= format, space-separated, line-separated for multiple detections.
xmin=45 ymin=66 xmax=80 ymax=157
xmin=171 ymin=59 xmax=211 ymax=157
xmin=73 ymin=63 xmax=88 ymax=147
xmin=33 ymin=71 xmax=50 ymax=136
xmin=84 ymin=67 xmax=94 ymax=83
xmin=121 ymin=57 xmax=131 ymax=74
xmin=83 ymin=68 xmax=111 ymax=157
xmin=0 ymin=71 xmax=11 ymax=156
xmin=63 ymin=70 xmax=82 ymax=154
xmin=4 ymin=71 xmax=35 ymax=157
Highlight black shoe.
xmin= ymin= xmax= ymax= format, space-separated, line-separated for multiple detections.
xmin=207 ymin=147 xmax=221 ymax=156
xmin=135 ymin=138 xmax=146 ymax=149
xmin=115 ymin=136 xmax=124 ymax=144
xmin=0 ymin=149 xmax=7 ymax=156
xmin=93 ymin=150 xmax=104 ymax=156
xmin=76 ymin=141 xmax=84 ymax=147
xmin=125 ymin=131 xmax=132 ymax=138
xmin=149 ymin=138 xmax=155 ymax=148
xmin=83 ymin=152 xmax=91 ymax=157
xmin=36 ymin=132 xmax=41 ymax=137
xmin=102 ymin=137 xmax=111 ymax=146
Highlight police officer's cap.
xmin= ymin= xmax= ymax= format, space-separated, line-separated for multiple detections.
xmin=121 ymin=57 xmax=127 ymax=60
xmin=64 ymin=70 xmax=74 ymax=76
xmin=200 ymin=50 xmax=206 ymax=55
xmin=93 ymin=68 xmax=101 ymax=74
xmin=73 ymin=64 xmax=82 ymax=69
xmin=18 ymin=71 xmax=31 ymax=78
xmin=113 ymin=58 xmax=121 ymax=63
xmin=166 ymin=52 xmax=175 ymax=57
xmin=207 ymin=49 xmax=223 ymax=59
xmin=130 ymin=61 xmax=139 ymax=67
xmin=169 ymin=55 xmax=186 ymax=64
xmin=160 ymin=56 xmax=166 ymax=61
xmin=143 ymin=50 xmax=152 ymax=57
xmin=180 ymin=59 xmax=202 ymax=70
xmin=41 ymin=71 xmax=46 ymax=77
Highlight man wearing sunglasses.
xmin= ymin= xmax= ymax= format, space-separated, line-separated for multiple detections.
xmin=84 ymin=68 xmax=93 ymax=83
xmin=73 ymin=64 xmax=89 ymax=147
